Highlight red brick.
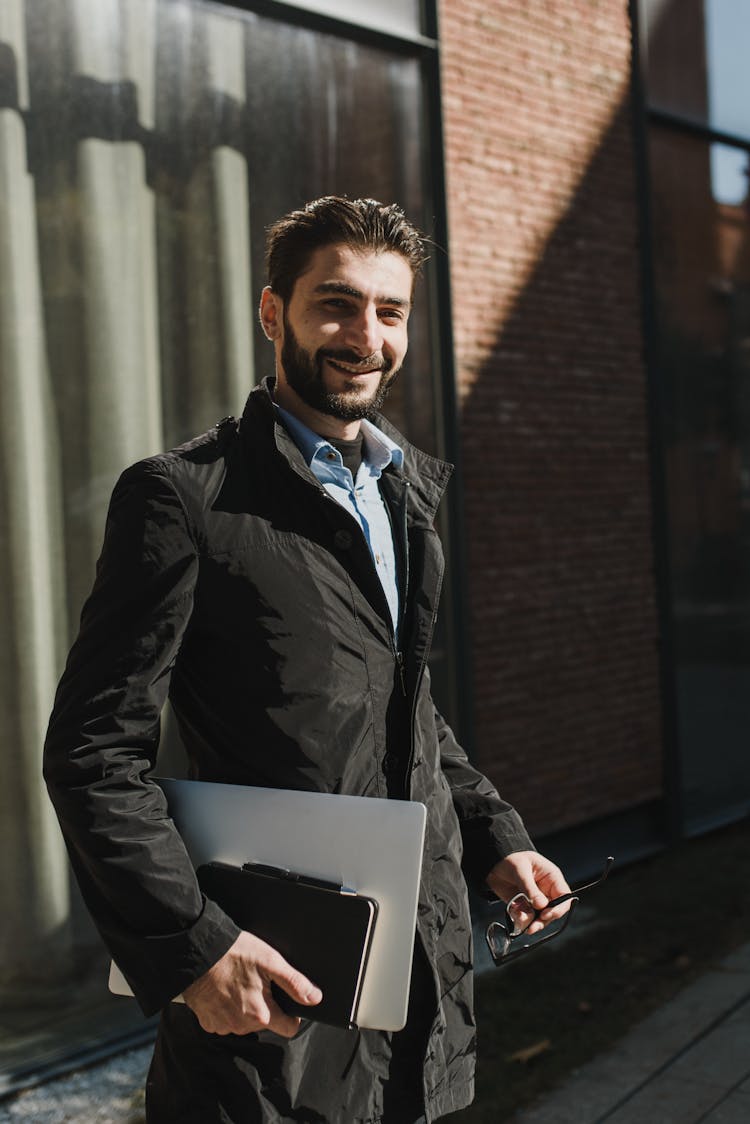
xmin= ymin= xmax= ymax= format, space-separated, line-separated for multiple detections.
xmin=439 ymin=0 xmax=662 ymax=836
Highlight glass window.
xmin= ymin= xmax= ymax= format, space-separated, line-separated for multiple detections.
xmin=705 ymin=0 xmax=750 ymax=140
xmin=639 ymin=0 xmax=710 ymax=123
xmin=1 ymin=0 xmax=446 ymax=1080
xmin=640 ymin=0 xmax=750 ymax=141
xmin=237 ymin=10 xmax=436 ymax=453
xmin=648 ymin=126 xmax=750 ymax=829
xmin=710 ymin=142 xmax=750 ymax=206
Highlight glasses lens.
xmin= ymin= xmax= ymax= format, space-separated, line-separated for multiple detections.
xmin=506 ymin=893 xmax=536 ymax=937
xmin=486 ymin=921 xmax=511 ymax=960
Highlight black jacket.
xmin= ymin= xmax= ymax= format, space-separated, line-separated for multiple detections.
xmin=44 ymin=378 xmax=533 ymax=1123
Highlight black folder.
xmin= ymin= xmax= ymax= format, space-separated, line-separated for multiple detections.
xmin=196 ymin=861 xmax=378 ymax=1029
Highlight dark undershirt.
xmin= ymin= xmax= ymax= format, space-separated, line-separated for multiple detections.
xmin=328 ymin=432 xmax=364 ymax=479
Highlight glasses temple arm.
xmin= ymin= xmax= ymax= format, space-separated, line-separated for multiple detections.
xmin=545 ymin=856 xmax=614 ymax=910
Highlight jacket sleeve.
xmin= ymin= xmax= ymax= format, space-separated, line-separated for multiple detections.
xmin=436 ymin=704 xmax=535 ymax=891
xmin=43 ymin=460 xmax=239 ymax=1016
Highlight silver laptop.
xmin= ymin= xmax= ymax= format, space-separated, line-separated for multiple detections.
xmin=109 ymin=778 xmax=426 ymax=1031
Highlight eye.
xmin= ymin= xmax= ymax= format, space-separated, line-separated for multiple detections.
xmin=322 ymin=297 xmax=351 ymax=310
xmin=380 ymin=308 xmax=405 ymax=324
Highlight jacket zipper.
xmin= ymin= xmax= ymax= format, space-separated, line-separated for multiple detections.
xmin=395 ymin=648 xmax=406 ymax=696
xmin=313 ymin=478 xmax=408 ymax=698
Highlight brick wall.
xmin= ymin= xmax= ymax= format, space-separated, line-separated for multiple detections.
xmin=438 ymin=0 xmax=663 ymax=836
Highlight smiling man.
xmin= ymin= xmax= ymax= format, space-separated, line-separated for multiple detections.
xmin=263 ymin=240 xmax=411 ymax=430
xmin=44 ymin=197 xmax=569 ymax=1124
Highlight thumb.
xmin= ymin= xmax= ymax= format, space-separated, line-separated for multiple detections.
xmin=266 ymin=951 xmax=322 ymax=1006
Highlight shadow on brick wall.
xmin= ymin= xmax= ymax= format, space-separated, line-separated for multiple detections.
xmin=457 ymin=97 xmax=663 ymax=838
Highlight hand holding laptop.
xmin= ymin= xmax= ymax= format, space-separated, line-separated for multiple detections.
xmin=109 ymin=780 xmax=427 ymax=1030
xmin=182 ymin=929 xmax=323 ymax=1037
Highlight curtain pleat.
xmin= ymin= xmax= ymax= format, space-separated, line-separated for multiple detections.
xmin=1 ymin=0 xmax=256 ymax=998
xmin=157 ymin=0 xmax=254 ymax=441
xmin=69 ymin=0 xmax=162 ymax=572
xmin=207 ymin=12 xmax=254 ymax=406
xmin=0 ymin=0 xmax=72 ymax=991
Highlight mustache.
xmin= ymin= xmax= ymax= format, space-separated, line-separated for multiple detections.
xmin=318 ymin=349 xmax=389 ymax=372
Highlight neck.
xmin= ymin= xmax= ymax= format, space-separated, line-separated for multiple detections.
xmin=273 ymin=380 xmax=363 ymax=441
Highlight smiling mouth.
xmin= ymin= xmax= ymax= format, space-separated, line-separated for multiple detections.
xmin=325 ymin=358 xmax=382 ymax=377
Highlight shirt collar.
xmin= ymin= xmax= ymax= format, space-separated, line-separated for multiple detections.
xmin=275 ymin=405 xmax=404 ymax=474
xmin=360 ymin=418 xmax=404 ymax=473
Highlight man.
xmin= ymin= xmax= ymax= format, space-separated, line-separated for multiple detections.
xmin=44 ymin=196 xmax=569 ymax=1123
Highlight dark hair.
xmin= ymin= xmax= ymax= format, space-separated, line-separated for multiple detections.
xmin=265 ymin=196 xmax=428 ymax=303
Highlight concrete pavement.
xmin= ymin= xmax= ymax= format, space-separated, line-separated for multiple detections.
xmin=510 ymin=940 xmax=750 ymax=1124
xmin=2 ymin=941 xmax=749 ymax=1122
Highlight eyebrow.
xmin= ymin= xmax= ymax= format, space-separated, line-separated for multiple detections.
xmin=314 ymin=281 xmax=411 ymax=309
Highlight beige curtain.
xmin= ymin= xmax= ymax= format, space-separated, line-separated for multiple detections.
xmin=177 ymin=1 xmax=253 ymax=421
xmin=68 ymin=0 xmax=163 ymax=582
xmin=0 ymin=0 xmax=71 ymax=994
xmin=0 ymin=0 xmax=254 ymax=998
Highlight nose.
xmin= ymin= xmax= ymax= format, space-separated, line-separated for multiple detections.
xmin=347 ymin=304 xmax=384 ymax=356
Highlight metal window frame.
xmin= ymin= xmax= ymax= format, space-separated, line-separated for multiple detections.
xmin=649 ymin=108 xmax=750 ymax=154
xmin=628 ymin=0 xmax=684 ymax=842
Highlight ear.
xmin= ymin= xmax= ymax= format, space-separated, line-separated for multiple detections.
xmin=259 ymin=286 xmax=283 ymax=341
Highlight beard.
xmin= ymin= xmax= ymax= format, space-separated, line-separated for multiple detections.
xmin=280 ymin=314 xmax=400 ymax=421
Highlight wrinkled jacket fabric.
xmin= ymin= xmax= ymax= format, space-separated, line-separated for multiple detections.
xmin=44 ymin=378 xmax=533 ymax=1123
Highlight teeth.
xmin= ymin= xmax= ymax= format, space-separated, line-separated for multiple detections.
xmin=330 ymin=360 xmax=377 ymax=374
xmin=325 ymin=355 xmax=380 ymax=372
xmin=332 ymin=361 xmax=377 ymax=375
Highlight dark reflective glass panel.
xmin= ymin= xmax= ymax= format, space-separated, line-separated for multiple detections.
xmin=649 ymin=126 xmax=750 ymax=829
xmin=238 ymin=10 xmax=437 ymax=455
xmin=640 ymin=0 xmax=710 ymax=124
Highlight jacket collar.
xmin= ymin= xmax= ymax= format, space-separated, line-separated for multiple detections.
xmin=242 ymin=376 xmax=454 ymax=521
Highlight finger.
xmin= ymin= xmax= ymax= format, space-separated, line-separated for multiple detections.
xmin=537 ymin=861 xmax=571 ymax=900
xmin=202 ymin=990 xmax=275 ymax=1037
xmin=222 ymin=994 xmax=302 ymax=1039
xmin=515 ymin=869 xmax=549 ymax=912
xmin=539 ymin=898 xmax=573 ymax=924
xmin=526 ymin=908 xmax=565 ymax=935
xmin=527 ymin=859 xmax=572 ymax=912
xmin=493 ymin=855 xmax=544 ymax=909
xmin=265 ymin=1002 xmax=304 ymax=1039
xmin=260 ymin=979 xmax=305 ymax=1038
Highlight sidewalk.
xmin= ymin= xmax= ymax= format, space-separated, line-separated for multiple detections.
xmin=2 ymin=941 xmax=749 ymax=1122
xmin=510 ymin=940 xmax=750 ymax=1124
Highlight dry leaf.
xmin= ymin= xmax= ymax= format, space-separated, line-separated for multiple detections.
xmin=507 ymin=1038 xmax=552 ymax=1064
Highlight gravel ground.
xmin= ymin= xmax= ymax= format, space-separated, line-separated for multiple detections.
xmin=0 ymin=1046 xmax=150 ymax=1124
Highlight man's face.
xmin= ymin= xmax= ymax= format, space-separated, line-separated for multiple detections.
xmin=267 ymin=243 xmax=413 ymax=423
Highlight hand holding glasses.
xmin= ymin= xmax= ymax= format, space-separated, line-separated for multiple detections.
xmin=485 ymin=856 xmax=614 ymax=966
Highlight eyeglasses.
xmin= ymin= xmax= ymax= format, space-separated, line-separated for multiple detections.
xmin=485 ymin=856 xmax=614 ymax=966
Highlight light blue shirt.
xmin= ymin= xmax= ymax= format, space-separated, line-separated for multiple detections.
xmin=277 ymin=406 xmax=404 ymax=639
